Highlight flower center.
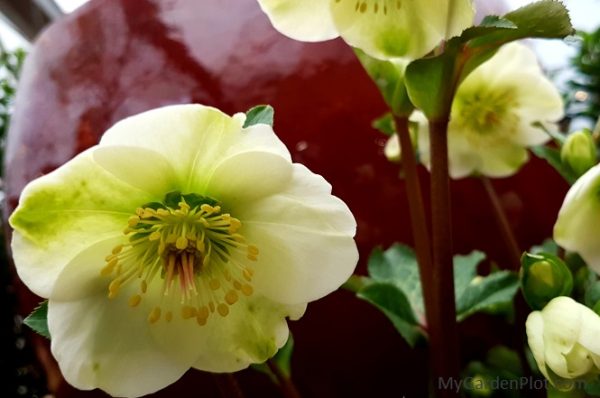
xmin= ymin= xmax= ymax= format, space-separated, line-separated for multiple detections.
xmin=101 ymin=191 xmax=258 ymax=326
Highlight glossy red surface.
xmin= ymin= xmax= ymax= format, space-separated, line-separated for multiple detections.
xmin=4 ymin=0 xmax=567 ymax=397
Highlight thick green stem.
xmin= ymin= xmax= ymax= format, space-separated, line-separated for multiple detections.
xmin=267 ymin=359 xmax=302 ymax=398
xmin=394 ymin=116 xmax=435 ymax=325
xmin=429 ymin=119 xmax=460 ymax=397
xmin=481 ymin=177 xmax=522 ymax=270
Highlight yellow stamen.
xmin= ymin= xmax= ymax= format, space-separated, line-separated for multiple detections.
xmin=128 ymin=294 xmax=142 ymax=307
xmin=148 ymin=307 xmax=162 ymax=324
xmin=217 ymin=303 xmax=229 ymax=317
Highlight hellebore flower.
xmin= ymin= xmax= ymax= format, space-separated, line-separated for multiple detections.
xmin=256 ymin=0 xmax=475 ymax=60
xmin=561 ymin=129 xmax=597 ymax=178
xmin=554 ymin=163 xmax=600 ymax=273
xmin=526 ymin=297 xmax=600 ymax=389
xmin=9 ymin=105 xmax=358 ymax=397
xmin=412 ymin=42 xmax=564 ymax=179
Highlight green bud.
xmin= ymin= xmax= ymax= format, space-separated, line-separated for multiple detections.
xmin=520 ymin=252 xmax=573 ymax=310
xmin=560 ymin=129 xmax=597 ymax=177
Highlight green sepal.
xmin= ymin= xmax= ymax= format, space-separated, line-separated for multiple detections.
xmin=520 ymin=252 xmax=573 ymax=310
xmin=251 ymin=333 xmax=294 ymax=384
xmin=24 ymin=300 xmax=50 ymax=339
xmin=405 ymin=0 xmax=574 ymax=120
xmin=371 ymin=113 xmax=396 ymax=137
xmin=355 ymin=49 xmax=413 ymax=117
xmin=243 ymin=105 xmax=274 ymax=128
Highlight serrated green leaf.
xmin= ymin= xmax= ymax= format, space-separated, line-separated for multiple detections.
xmin=23 ymin=300 xmax=50 ymax=339
xmin=371 ymin=113 xmax=396 ymax=137
xmin=456 ymin=271 xmax=519 ymax=321
xmin=531 ymin=145 xmax=578 ymax=184
xmin=454 ymin=251 xmax=486 ymax=299
xmin=367 ymin=244 xmax=424 ymax=319
xmin=243 ymin=105 xmax=274 ymax=128
xmin=357 ymin=282 xmax=422 ymax=347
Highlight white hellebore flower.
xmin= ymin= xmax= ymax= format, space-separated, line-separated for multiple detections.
xmin=256 ymin=0 xmax=475 ymax=60
xmin=409 ymin=42 xmax=564 ymax=179
xmin=9 ymin=105 xmax=358 ymax=397
xmin=526 ymin=297 xmax=600 ymax=388
xmin=554 ymin=163 xmax=600 ymax=273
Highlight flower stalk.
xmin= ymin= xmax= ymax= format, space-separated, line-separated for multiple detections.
xmin=267 ymin=359 xmax=302 ymax=398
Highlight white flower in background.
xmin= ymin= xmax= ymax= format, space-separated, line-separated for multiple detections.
xmin=256 ymin=0 xmax=475 ymax=60
xmin=554 ymin=163 xmax=600 ymax=273
xmin=9 ymin=105 xmax=358 ymax=397
xmin=526 ymin=297 xmax=600 ymax=388
xmin=399 ymin=42 xmax=563 ymax=179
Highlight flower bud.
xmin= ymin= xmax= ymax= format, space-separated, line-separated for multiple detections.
xmin=526 ymin=297 xmax=600 ymax=390
xmin=561 ymin=129 xmax=597 ymax=177
xmin=520 ymin=252 xmax=573 ymax=310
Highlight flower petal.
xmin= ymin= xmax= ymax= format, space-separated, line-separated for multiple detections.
xmin=257 ymin=0 xmax=339 ymax=42
xmin=331 ymin=0 xmax=473 ymax=60
xmin=554 ymin=164 xmax=600 ymax=273
xmin=477 ymin=144 xmax=528 ymax=178
xmin=239 ymin=164 xmax=358 ymax=304
xmin=526 ymin=311 xmax=550 ymax=380
xmin=99 ymin=105 xmax=290 ymax=193
xmin=9 ymin=149 xmax=153 ymax=297
xmin=48 ymin=293 xmax=190 ymax=398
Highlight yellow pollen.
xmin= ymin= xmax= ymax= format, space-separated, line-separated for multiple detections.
xmin=247 ymin=245 xmax=259 ymax=256
xmin=108 ymin=280 xmax=121 ymax=297
xmin=149 ymin=231 xmax=162 ymax=241
xmin=148 ymin=307 xmax=162 ymax=324
xmin=128 ymin=216 xmax=140 ymax=227
xmin=241 ymin=284 xmax=253 ymax=296
xmin=225 ymin=290 xmax=239 ymax=305
xmin=209 ymin=302 xmax=215 ymax=313
xmin=209 ymin=279 xmax=221 ymax=290
xmin=112 ymin=245 xmax=123 ymax=254
xmin=247 ymin=254 xmax=258 ymax=262
xmin=243 ymin=269 xmax=253 ymax=281
xmin=128 ymin=294 xmax=142 ymax=307
xmin=141 ymin=280 xmax=148 ymax=293
xmin=217 ymin=303 xmax=229 ymax=317
xmin=181 ymin=305 xmax=197 ymax=319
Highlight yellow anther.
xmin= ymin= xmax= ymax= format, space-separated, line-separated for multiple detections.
xmin=217 ymin=303 xmax=229 ymax=317
xmin=142 ymin=208 xmax=156 ymax=218
xmin=233 ymin=280 xmax=242 ymax=290
xmin=149 ymin=231 xmax=162 ymax=241
xmin=108 ymin=280 xmax=121 ymax=295
xmin=123 ymin=227 xmax=132 ymax=234
xmin=228 ymin=218 xmax=242 ymax=233
xmin=203 ymin=255 xmax=210 ymax=267
xmin=209 ymin=279 xmax=221 ymax=290
xmin=197 ymin=306 xmax=209 ymax=320
xmin=225 ymin=290 xmax=239 ymax=305
xmin=136 ymin=207 xmax=145 ymax=216
xmin=241 ymin=284 xmax=253 ymax=296
xmin=212 ymin=206 xmax=221 ymax=213
xmin=181 ymin=305 xmax=197 ymax=319
xmin=196 ymin=240 xmax=205 ymax=252
xmin=247 ymin=245 xmax=259 ymax=256
xmin=166 ymin=311 xmax=173 ymax=322
xmin=100 ymin=258 xmax=118 ymax=276
xmin=243 ymin=269 xmax=253 ymax=281
xmin=232 ymin=234 xmax=245 ymax=243
xmin=128 ymin=294 xmax=142 ymax=307
xmin=158 ymin=240 xmax=166 ymax=255
xmin=166 ymin=233 xmax=177 ymax=244
xmin=176 ymin=236 xmax=188 ymax=250
xmin=148 ymin=307 xmax=162 ymax=324
xmin=105 ymin=253 xmax=117 ymax=262
xmin=157 ymin=208 xmax=170 ymax=217
xmin=200 ymin=204 xmax=214 ymax=213
xmin=179 ymin=201 xmax=190 ymax=212
xmin=247 ymin=254 xmax=258 ymax=262
xmin=223 ymin=270 xmax=232 ymax=281
xmin=112 ymin=245 xmax=123 ymax=254
xmin=128 ymin=216 xmax=140 ymax=227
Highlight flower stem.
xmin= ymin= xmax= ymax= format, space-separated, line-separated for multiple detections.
xmin=267 ymin=359 xmax=302 ymax=398
xmin=393 ymin=116 xmax=435 ymax=325
xmin=213 ymin=373 xmax=246 ymax=398
xmin=481 ymin=177 xmax=522 ymax=270
xmin=428 ymin=118 xmax=460 ymax=397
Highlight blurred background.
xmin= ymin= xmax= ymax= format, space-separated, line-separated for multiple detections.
xmin=0 ymin=0 xmax=599 ymax=397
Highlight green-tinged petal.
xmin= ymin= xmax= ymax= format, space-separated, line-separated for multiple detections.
xmin=564 ymin=343 xmax=594 ymax=377
xmin=236 ymin=164 xmax=356 ymax=236
xmin=99 ymin=105 xmax=290 ymax=193
xmin=477 ymin=144 xmax=529 ymax=178
xmin=205 ymin=151 xmax=293 ymax=207
xmin=9 ymin=149 xmax=154 ymax=298
xmin=577 ymin=304 xmax=600 ymax=355
xmin=257 ymin=0 xmax=339 ymax=42
xmin=48 ymin=292 xmax=191 ymax=398
xmin=331 ymin=0 xmax=474 ymax=60
xmin=526 ymin=311 xmax=550 ymax=380
xmin=554 ymin=164 xmax=600 ymax=273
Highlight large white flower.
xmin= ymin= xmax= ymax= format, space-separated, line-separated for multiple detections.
xmin=412 ymin=42 xmax=564 ymax=179
xmin=256 ymin=0 xmax=475 ymax=60
xmin=554 ymin=163 xmax=600 ymax=273
xmin=526 ymin=297 xmax=600 ymax=388
xmin=9 ymin=105 xmax=358 ymax=397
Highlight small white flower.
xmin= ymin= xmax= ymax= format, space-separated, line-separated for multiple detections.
xmin=411 ymin=42 xmax=564 ymax=179
xmin=526 ymin=297 xmax=600 ymax=387
xmin=9 ymin=105 xmax=358 ymax=397
xmin=256 ymin=0 xmax=475 ymax=60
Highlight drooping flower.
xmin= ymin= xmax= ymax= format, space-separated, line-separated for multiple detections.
xmin=256 ymin=0 xmax=475 ymax=60
xmin=395 ymin=42 xmax=564 ymax=179
xmin=554 ymin=163 xmax=600 ymax=273
xmin=526 ymin=296 xmax=600 ymax=389
xmin=9 ymin=105 xmax=358 ymax=397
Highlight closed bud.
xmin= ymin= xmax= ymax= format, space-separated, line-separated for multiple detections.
xmin=561 ymin=129 xmax=597 ymax=177
xmin=520 ymin=252 xmax=573 ymax=310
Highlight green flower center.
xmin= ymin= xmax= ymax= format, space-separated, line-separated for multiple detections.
xmin=101 ymin=192 xmax=257 ymax=326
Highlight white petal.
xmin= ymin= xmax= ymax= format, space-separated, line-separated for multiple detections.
xmin=384 ymin=134 xmax=401 ymax=162
xmin=554 ymin=164 xmax=600 ymax=273
xmin=577 ymin=304 xmax=600 ymax=355
xmin=48 ymin=293 xmax=190 ymax=397
xmin=257 ymin=0 xmax=339 ymax=42
xmin=9 ymin=148 xmax=153 ymax=298
xmin=477 ymin=144 xmax=528 ymax=178
xmin=526 ymin=311 xmax=550 ymax=380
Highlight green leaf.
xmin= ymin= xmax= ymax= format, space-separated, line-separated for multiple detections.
xmin=530 ymin=238 xmax=559 ymax=255
xmin=456 ymin=271 xmax=520 ymax=322
xmin=371 ymin=113 xmax=396 ymax=137
xmin=355 ymin=49 xmax=413 ymax=117
xmin=24 ymin=301 xmax=50 ymax=339
xmin=357 ymin=283 xmax=423 ymax=347
xmin=243 ymin=105 xmax=274 ymax=128
xmin=454 ymin=251 xmax=486 ymax=299
xmin=405 ymin=0 xmax=574 ymax=120
xmin=531 ymin=145 xmax=578 ymax=184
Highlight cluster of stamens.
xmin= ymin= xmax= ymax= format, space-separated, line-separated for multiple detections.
xmin=101 ymin=192 xmax=258 ymax=326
